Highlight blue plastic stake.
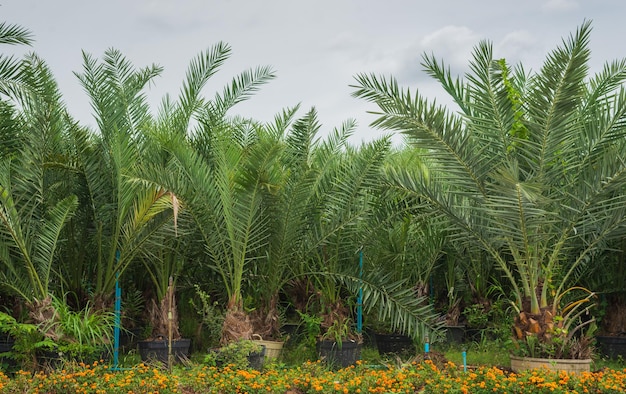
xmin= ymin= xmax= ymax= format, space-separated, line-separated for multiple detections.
xmin=357 ymin=249 xmax=363 ymax=334
xmin=113 ymin=250 xmax=121 ymax=370
xmin=462 ymin=350 xmax=467 ymax=372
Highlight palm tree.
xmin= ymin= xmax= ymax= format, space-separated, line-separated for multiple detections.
xmin=366 ymin=148 xmax=445 ymax=301
xmin=0 ymin=25 xmax=78 ymax=333
xmin=138 ymin=44 xmax=277 ymax=343
xmin=68 ymin=49 xmax=173 ymax=306
xmin=354 ymin=21 xmax=626 ymax=358
xmin=236 ymin=108 xmax=442 ymax=343
xmin=244 ymin=106 xmax=317 ymax=339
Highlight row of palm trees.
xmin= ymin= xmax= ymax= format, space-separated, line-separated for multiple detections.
xmin=3 ymin=20 xmax=626 ymax=360
xmin=0 ymin=22 xmax=440 ymax=348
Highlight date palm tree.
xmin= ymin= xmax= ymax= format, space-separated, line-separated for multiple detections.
xmin=67 ymin=49 xmax=173 ymax=306
xmin=354 ymin=21 xmax=626 ymax=358
xmin=0 ymin=25 xmax=78 ymax=333
xmin=138 ymin=43 xmax=277 ymax=343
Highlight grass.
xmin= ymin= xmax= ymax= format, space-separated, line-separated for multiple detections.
xmin=92 ymin=338 xmax=626 ymax=373
xmin=443 ymin=342 xmax=511 ymax=368
xmin=438 ymin=340 xmax=626 ymax=372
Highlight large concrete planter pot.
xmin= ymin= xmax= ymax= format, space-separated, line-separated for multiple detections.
xmin=510 ymin=355 xmax=591 ymax=373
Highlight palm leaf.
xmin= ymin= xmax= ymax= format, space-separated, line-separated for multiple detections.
xmin=0 ymin=22 xmax=33 ymax=46
xmin=329 ymin=270 xmax=443 ymax=341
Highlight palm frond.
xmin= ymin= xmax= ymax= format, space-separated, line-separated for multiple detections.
xmin=75 ymin=48 xmax=162 ymax=139
xmin=33 ymin=195 xmax=78 ymax=293
xmin=176 ymin=42 xmax=231 ymax=132
xmin=0 ymin=23 xmax=34 ymax=96
xmin=201 ymin=65 xmax=276 ymax=128
xmin=352 ymin=73 xmax=488 ymax=195
xmin=0 ymin=22 xmax=34 ymax=46
xmin=523 ymin=20 xmax=591 ymax=180
xmin=331 ymin=270 xmax=443 ymax=341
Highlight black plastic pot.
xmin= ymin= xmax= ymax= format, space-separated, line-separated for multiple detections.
xmin=119 ymin=327 xmax=144 ymax=351
xmin=444 ymin=325 xmax=466 ymax=343
xmin=281 ymin=323 xmax=304 ymax=346
xmin=137 ymin=338 xmax=191 ymax=364
xmin=0 ymin=337 xmax=15 ymax=371
xmin=317 ymin=339 xmax=361 ymax=369
xmin=374 ymin=333 xmax=413 ymax=355
xmin=37 ymin=348 xmax=63 ymax=370
xmin=596 ymin=336 xmax=626 ymax=359
xmin=247 ymin=345 xmax=266 ymax=371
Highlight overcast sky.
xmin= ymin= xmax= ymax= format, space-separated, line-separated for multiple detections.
xmin=3 ymin=0 xmax=625 ymax=144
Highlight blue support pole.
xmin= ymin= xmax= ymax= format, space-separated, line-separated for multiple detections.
xmin=357 ymin=249 xmax=363 ymax=334
xmin=113 ymin=250 xmax=121 ymax=370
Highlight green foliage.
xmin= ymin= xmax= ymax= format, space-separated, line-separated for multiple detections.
xmin=320 ymin=318 xmax=355 ymax=347
xmin=121 ymin=287 xmax=144 ymax=329
xmin=353 ymin=21 xmax=626 ymax=359
xmin=496 ymin=58 xmax=529 ymax=146
xmin=0 ymin=21 xmax=33 ymax=98
xmin=203 ymin=339 xmax=264 ymax=369
xmin=280 ymin=311 xmax=323 ymax=363
xmin=71 ymin=48 xmax=172 ymax=300
xmin=38 ymin=297 xmax=116 ymax=363
xmin=297 ymin=311 xmax=322 ymax=348
xmin=190 ymin=285 xmax=224 ymax=349
xmin=0 ymin=48 xmax=83 ymax=302
xmin=0 ymin=312 xmax=43 ymax=371
xmin=463 ymin=303 xmax=489 ymax=328
xmin=337 ymin=271 xmax=443 ymax=342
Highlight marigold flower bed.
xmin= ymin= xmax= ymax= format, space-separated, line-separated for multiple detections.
xmin=1 ymin=360 xmax=625 ymax=393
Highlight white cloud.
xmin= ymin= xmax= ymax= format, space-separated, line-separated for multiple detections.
xmin=494 ymin=30 xmax=541 ymax=66
xmin=420 ymin=26 xmax=481 ymax=71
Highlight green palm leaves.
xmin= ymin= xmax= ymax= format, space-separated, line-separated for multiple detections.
xmin=71 ymin=49 xmax=172 ymax=300
xmin=0 ymin=166 xmax=77 ymax=301
xmin=354 ymin=21 xmax=626 ymax=320
xmin=0 ymin=27 xmax=79 ymax=303
xmin=0 ymin=22 xmax=33 ymax=97
xmin=0 ymin=20 xmax=443 ymax=345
